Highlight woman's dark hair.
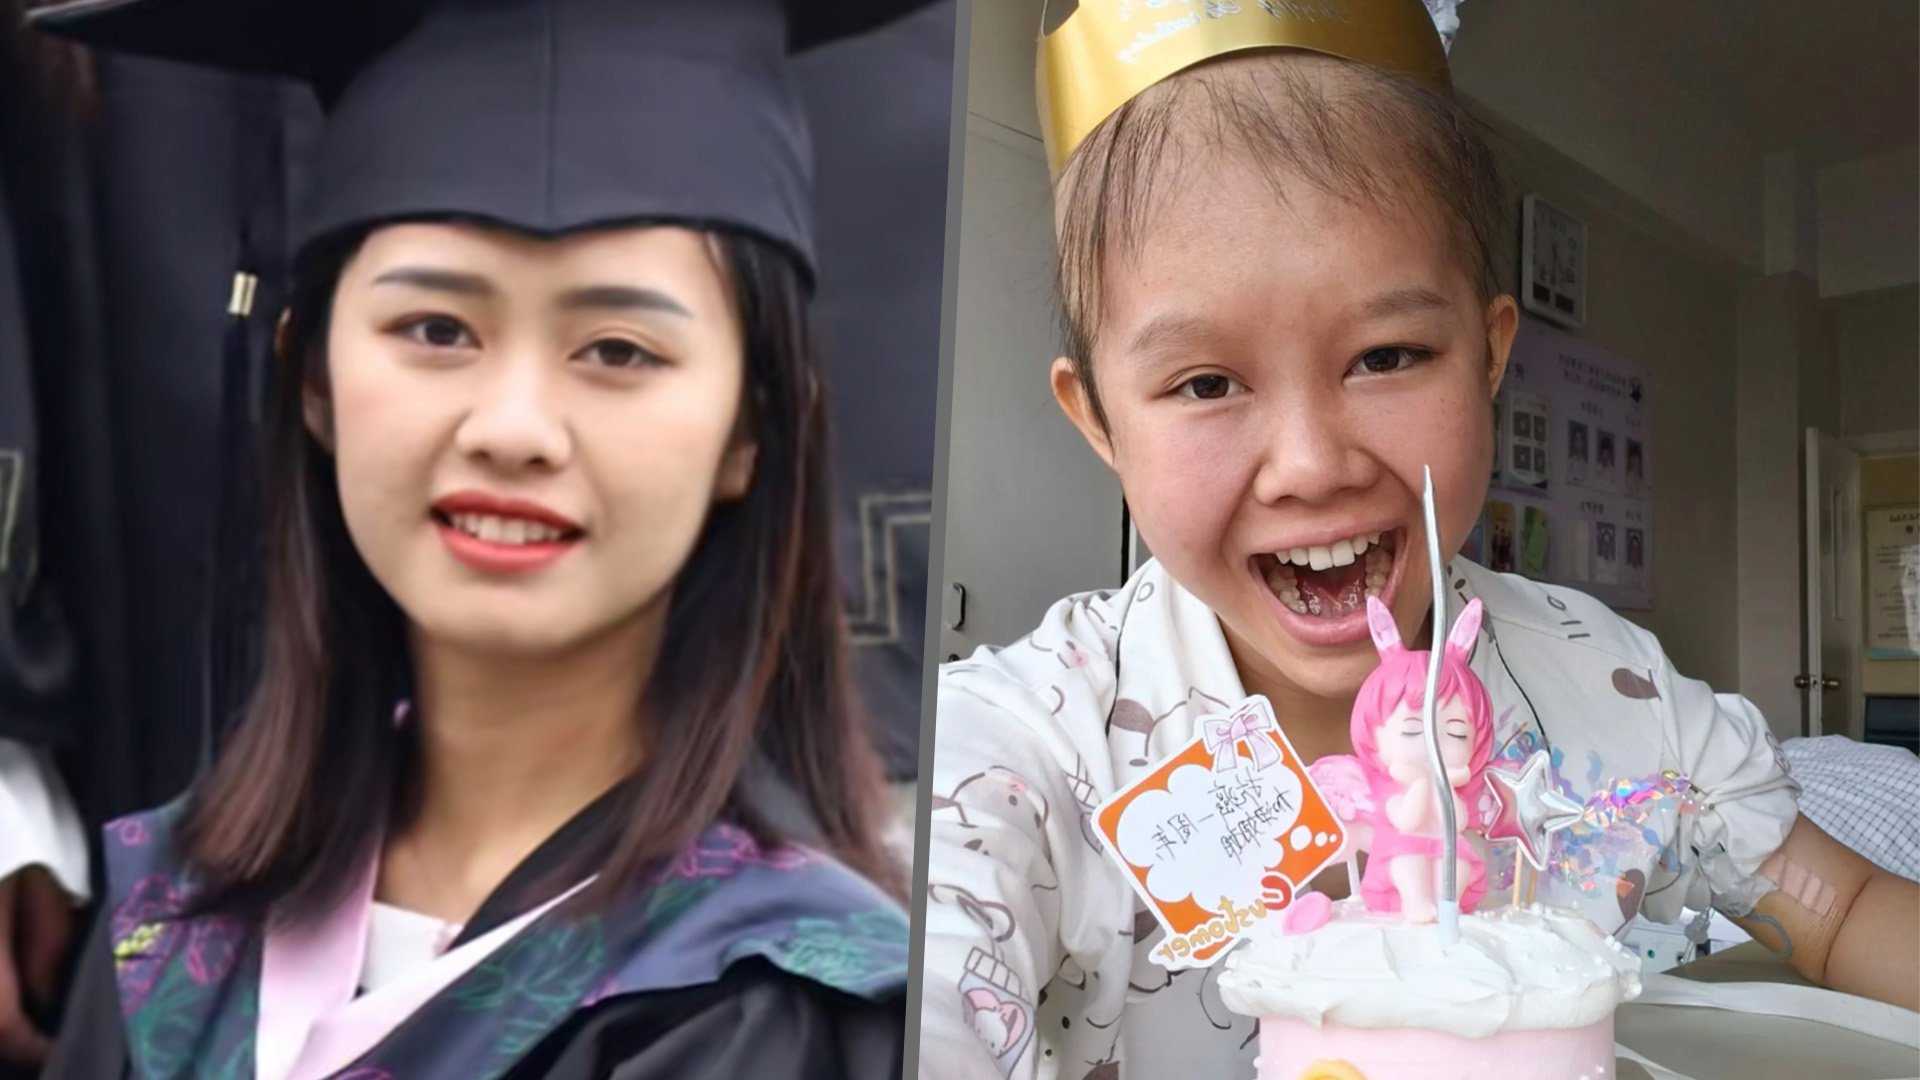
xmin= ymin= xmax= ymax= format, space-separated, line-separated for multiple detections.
xmin=178 ymin=224 xmax=901 ymax=919
xmin=1055 ymin=52 xmax=1509 ymax=433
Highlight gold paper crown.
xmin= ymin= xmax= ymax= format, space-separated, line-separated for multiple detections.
xmin=1038 ymin=0 xmax=1452 ymax=175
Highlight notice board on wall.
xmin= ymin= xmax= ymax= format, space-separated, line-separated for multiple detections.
xmin=1865 ymin=506 xmax=1920 ymax=660
xmin=1462 ymin=317 xmax=1654 ymax=611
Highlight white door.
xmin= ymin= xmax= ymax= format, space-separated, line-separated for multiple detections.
xmin=937 ymin=113 xmax=1125 ymax=661
xmin=1801 ymin=428 xmax=1864 ymax=739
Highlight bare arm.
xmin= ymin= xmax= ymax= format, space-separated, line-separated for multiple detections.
xmin=1729 ymin=814 xmax=1919 ymax=1010
xmin=0 ymin=868 xmax=74 ymax=1067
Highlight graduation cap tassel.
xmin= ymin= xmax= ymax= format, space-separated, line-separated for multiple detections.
xmin=198 ymin=82 xmax=291 ymax=774
xmin=202 ymin=264 xmax=261 ymax=771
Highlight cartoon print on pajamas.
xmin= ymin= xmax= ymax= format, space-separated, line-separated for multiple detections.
xmin=935 ymin=766 xmax=1046 ymax=832
xmin=961 ymin=946 xmax=1036 ymax=1076
xmin=1028 ymin=634 xmax=1096 ymax=672
xmin=1611 ymin=666 xmax=1660 ymax=700
xmin=1109 ymin=688 xmax=1232 ymax=767
xmin=928 ymin=883 xmax=1018 ymax=945
xmin=1109 ymin=698 xmax=1160 ymax=767
xmin=1126 ymin=908 xmax=1178 ymax=995
xmin=1067 ymin=755 xmax=1103 ymax=851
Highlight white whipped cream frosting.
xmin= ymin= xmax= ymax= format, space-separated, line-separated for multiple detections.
xmin=1218 ymin=902 xmax=1643 ymax=1039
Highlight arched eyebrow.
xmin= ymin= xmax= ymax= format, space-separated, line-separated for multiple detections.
xmin=1360 ymin=286 xmax=1452 ymax=320
xmin=372 ymin=267 xmax=494 ymax=296
xmin=1125 ymin=286 xmax=1453 ymax=361
xmin=370 ymin=270 xmax=691 ymax=319
xmin=1124 ymin=311 xmax=1216 ymax=364
xmin=556 ymin=285 xmax=691 ymax=318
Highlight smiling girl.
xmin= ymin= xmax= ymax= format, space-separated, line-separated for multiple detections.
xmin=920 ymin=4 xmax=1918 ymax=1078
xmin=27 ymin=0 xmax=935 ymax=1077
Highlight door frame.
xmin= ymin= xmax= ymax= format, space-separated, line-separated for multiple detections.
xmin=1848 ymin=430 xmax=1920 ymax=457
xmin=1801 ymin=427 xmax=1919 ymax=739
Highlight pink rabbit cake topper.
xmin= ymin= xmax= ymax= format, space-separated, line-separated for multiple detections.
xmin=1337 ymin=594 xmax=1493 ymax=921
xmin=1299 ymin=468 xmax=1592 ymax=942
xmin=1300 ymin=466 xmax=1500 ymax=935
xmin=1351 ymin=594 xmax=1493 ymax=814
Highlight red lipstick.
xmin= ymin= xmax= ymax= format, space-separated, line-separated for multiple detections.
xmin=430 ymin=491 xmax=583 ymax=575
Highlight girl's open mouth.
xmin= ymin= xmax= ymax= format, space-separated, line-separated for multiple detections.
xmin=1252 ymin=528 xmax=1400 ymax=620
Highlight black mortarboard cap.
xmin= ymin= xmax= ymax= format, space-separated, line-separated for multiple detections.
xmin=29 ymin=0 xmax=940 ymax=279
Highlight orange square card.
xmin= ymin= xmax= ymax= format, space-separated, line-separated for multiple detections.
xmin=1093 ymin=695 xmax=1345 ymax=968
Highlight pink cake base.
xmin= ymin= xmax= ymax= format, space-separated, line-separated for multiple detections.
xmin=1255 ymin=1015 xmax=1617 ymax=1080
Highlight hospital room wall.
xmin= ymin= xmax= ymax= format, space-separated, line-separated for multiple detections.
xmin=1832 ymin=285 xmax=1920 ymax=442
xmin=1477 ymin=115 xmax=1748 ymax=694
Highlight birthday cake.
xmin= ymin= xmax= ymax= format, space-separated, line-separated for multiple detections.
xmin=1214 ymin=590 xmax=1642 ymax=1080
xmin=1091 ymin=489 xmax=1651 ymax=1080
xmin=1219 ymin=901 xmax=1641 ymax=1080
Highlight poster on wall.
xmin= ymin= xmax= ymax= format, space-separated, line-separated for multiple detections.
xmin=1865 ymin=506 xmax=1920 ymax=660
xmin=1484 ymin=317 xmax=1653 ymax=610
xmin=1521 ymin=194 xmax=1588 ymax=329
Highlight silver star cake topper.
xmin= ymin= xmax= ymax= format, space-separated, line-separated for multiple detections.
xmin=1484 ymin=749 xmax=1584 ymax=871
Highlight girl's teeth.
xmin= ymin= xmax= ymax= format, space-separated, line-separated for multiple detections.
xmin=1266 ymin=531 xmax=1393 ymax=615
xmin=452 ymin=514 xmax=567 ymax=546
xmin=1279 ymin=532 xmax=1391 ymax=571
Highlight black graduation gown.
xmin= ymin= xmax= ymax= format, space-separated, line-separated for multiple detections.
xmin=0 ymin=44 xmax=126 ymax=1080
xmin=0 ymin=41 xmax=313 ymax=826
xmin=41 ymin=781 xmax=907 ymax=1080
xmin=0 ymin=17 xmax=106 ymax=760
xmin=1 ymin=65 xmax=306 ymax=1079
xmin=43 ymin=913 xmax=905 ymax=1080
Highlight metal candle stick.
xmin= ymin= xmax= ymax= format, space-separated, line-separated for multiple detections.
xmin=1419 ymin=467 xmax=1461 ymax=943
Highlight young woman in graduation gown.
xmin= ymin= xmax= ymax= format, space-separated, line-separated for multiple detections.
xmin=29 ymin=0 xmax=938 ymax=1076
